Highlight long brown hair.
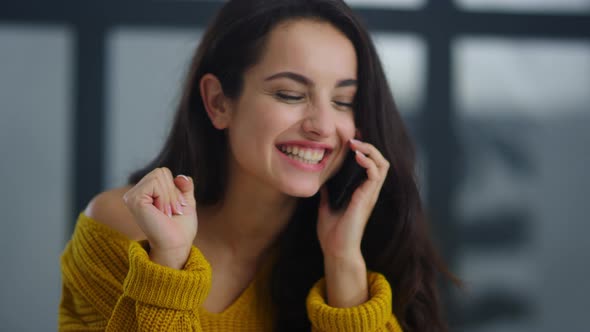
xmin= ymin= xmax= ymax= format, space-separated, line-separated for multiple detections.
xmin=129 ymin=0 xmax=457 ymax=330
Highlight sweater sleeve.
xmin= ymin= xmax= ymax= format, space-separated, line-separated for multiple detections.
xmin=306 ymin=271 xmax=403 ymax=332
xmin=59 ymin=213 xmax=212 ymax=332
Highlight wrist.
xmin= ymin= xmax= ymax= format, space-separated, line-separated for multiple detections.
xmin=322 ymin=248 xmax=364 ymax=264
xmin=324 ymin=252 xmax=366 ymax=275
xmin=148 ymin=245 xmax=191 ymax=270
xmin=323 ymin=254 xmax=369 ymax=308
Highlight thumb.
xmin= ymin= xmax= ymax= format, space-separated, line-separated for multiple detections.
xmin=174 ymin=174 xmax=196 ymax=204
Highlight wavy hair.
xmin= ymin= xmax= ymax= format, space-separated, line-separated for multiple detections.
xmin=129 ymin=0 xmax=456 ymax=330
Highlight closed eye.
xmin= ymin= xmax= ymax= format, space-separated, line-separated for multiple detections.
xmin=275 ymin=91 xmax=304 ymax=103
xmin=333 ymin=100 xmax=354 ymax=109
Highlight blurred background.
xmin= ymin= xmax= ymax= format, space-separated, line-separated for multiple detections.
xmin=1 ymin=0 xmax=589 ymax=331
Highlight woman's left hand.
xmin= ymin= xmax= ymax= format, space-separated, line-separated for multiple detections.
xmin=317 ymin=138 xmax=390 ymax=261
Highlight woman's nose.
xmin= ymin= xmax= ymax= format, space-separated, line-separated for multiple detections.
xmin=301 ymin=102 xmax=336 ymax=138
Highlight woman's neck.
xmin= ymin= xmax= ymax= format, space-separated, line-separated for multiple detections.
xmin=194 ymin=177 xmax=297 ymax=266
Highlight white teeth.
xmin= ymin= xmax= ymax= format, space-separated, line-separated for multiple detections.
xmin=279 ymin=145 xmax=326 ymax=164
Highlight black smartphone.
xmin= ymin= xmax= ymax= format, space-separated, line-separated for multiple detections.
xmin=325 ymin=149 xmax=367 ymax=211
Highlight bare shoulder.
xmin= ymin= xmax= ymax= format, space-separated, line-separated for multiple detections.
xmin=84 ymin=185 xmax=146 ymax=241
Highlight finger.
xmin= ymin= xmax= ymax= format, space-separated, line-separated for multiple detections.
xmin=173 ymin=175 xmax=195 ymax=207
xmin=167 ymin=176 xmax=188 ymax=215
xmin=153 ymin=195 xmax=163 ymax=213
xmin=160 ymin=167 xmax=183 ymax=216
xmin=141 ymin=168 xmax=166 ymax=215
xmin=123 ymin=170 xmax=170 ymax=218
xmin=354 ymin=151 xmax=387 ymax=205
xmin=354 ymin=150 xmax=380 ymax=182
xmin=350 ymin=139 xmax=390 ymax=172
xmin=155 ymin=168 xmax=173 ymax=217
xmin=128 ymin=169 xmax=163 ymax=215
xmin=351 ymin=140 xmax=389 ymax=170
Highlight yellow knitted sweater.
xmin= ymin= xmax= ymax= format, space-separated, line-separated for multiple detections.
xmin=59 ymin=213 xmax=403 ymax=331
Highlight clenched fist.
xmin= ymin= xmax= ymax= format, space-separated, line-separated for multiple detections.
xmin=122 ymin=167 xmax=198 ymax=269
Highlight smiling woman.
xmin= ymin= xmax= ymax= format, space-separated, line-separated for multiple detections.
xmin=199 ymin=19 xmax=358 ymax=198
xmin=59 ymin=0 xmax=456 ymax=331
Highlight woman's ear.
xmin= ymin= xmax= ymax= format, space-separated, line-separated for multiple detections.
xmin=200 ymin=73 xmax=231 ymax=130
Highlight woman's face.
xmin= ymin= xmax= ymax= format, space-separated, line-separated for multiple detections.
xmin=225 ymin=19 xmax=358 ymax=197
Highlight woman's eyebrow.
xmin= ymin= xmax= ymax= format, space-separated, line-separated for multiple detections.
xmin=336 ymin=79 xmax=357 ymax=88
xmin=264 ymin=71 xmax=357 ymax=88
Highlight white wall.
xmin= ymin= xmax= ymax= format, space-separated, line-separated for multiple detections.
xmin=0 ymin=25 xmax=72 ymax=331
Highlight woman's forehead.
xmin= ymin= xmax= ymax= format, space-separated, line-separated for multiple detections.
xmin=250 ymin=19 xmax=358 ymax=83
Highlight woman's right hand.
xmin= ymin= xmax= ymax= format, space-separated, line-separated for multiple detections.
xmin=122 ymin=167 xmax=198 ymax=269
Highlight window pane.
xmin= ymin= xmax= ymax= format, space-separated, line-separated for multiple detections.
xmin=454 ymin=38 xmax=590 ymax=117
xmin=453 ymin=37 xmax=590 ymax=331
xmin=371 ymin=33 xmax=427 ymax=114
xmin=170 ymin=0 xmax=427 ymax=9
xmin=106 ymin=28 xmax=201 ymax=188
xmin=0 ymin=25 xmax=73 ymax=331
xmin=455 ymin=0 xmax=590 ymax=14
xmin=346 ymin=0 xmax=426 ymax=9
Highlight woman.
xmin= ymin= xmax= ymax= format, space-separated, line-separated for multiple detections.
xmin=59 ymin=0 xmax=454 ymax=331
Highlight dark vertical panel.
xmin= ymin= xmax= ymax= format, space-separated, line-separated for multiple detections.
xmin=71 ymin=23 xmax=106 ymax=230
xmin=421 ymin=0 xmax=462 ymax=325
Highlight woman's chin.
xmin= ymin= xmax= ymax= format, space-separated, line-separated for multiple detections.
xmin=282 ymin=183 xmax=321 ymax=198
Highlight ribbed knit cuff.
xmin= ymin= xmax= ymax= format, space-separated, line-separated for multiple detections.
xmin=306 ymin=271 xmax=393 ymax=332
xmin=123 ymin=241 xmax=212 ymax=311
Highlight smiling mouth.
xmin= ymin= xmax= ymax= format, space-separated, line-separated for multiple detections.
xmin=277 ymin=144 xmax=331 ymax=165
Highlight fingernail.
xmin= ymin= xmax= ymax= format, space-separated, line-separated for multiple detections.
xmin=179 ymin=195 xmax=188 ymax=206
xmin=350 ymin=138 xmax=361 ymax=144
xmin=166 ymin=204 xmax=172 ymax=218
xmin=178 ymin=174 xmax=190 ymax=182
xmin=175 ymin=202 xmax=184 ymax=215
